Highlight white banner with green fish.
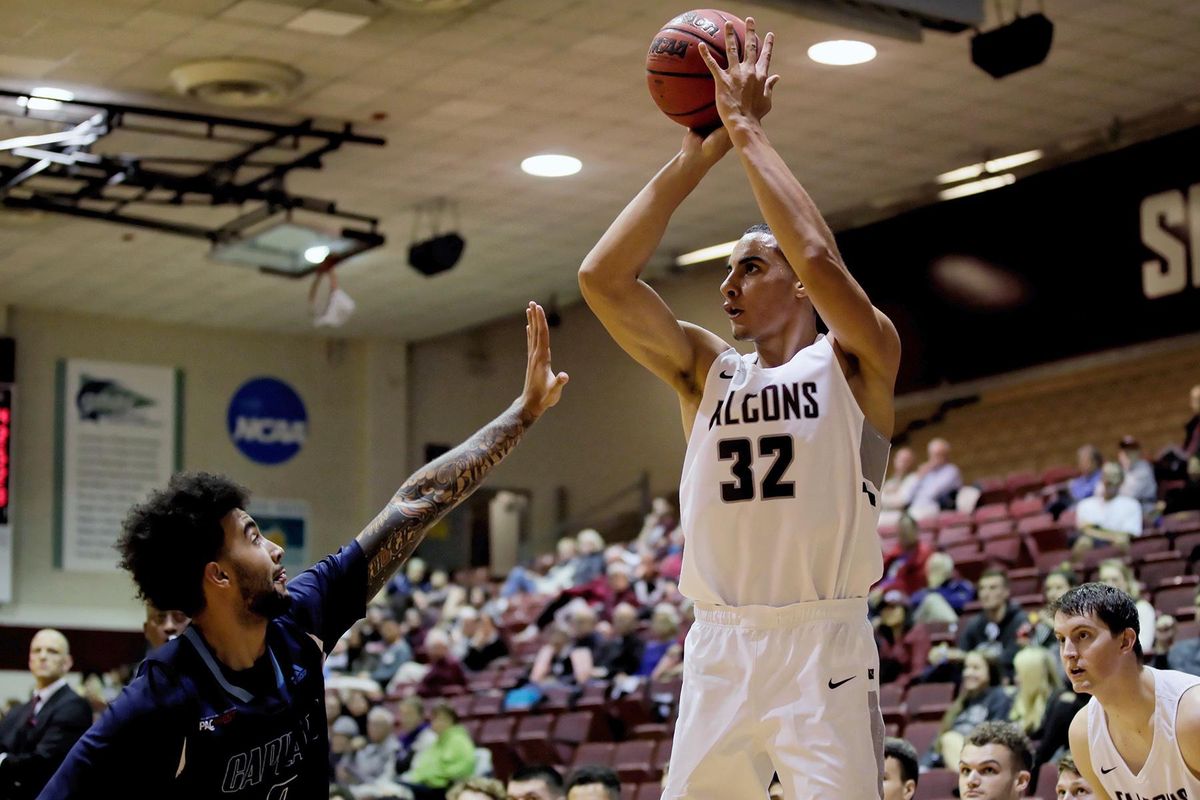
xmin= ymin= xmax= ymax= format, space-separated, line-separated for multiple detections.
xmin=55 ymin=359 xmax=183 ymax=572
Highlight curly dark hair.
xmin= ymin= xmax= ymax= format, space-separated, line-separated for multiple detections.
xmin=117 ymin=472 xmax=249 ymax=616
xmin=966 ymin=721 xmax=1033 ymax=772
xmin=566 ymin=766 xmax=620 ymax=799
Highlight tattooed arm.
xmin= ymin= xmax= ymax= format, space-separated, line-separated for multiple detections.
xmin=357 ymin=302 xmax=569 ymax=598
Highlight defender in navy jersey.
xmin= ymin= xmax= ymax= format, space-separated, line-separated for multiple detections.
xmin=579 ymin=16 xmax=900 ymax=800
xmin=39 ymin=303 xmax=568 ymax=800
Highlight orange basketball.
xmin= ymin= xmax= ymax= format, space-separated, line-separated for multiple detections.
xmin=645 ymin=9 xmax=747 ymax=131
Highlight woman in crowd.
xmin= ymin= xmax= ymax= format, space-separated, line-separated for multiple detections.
xmin=1006 ymin=646 xmax=1063 ymax=739
xmin=1097 ymin=558 xmax=1156 ymax=650
xmin=399 ymin=703 xmax=476 ymax=800
xmin=925 ymin=649 xmax=1012 ymax=769
xmin=873 ymin=590 xmax=931 ymax=685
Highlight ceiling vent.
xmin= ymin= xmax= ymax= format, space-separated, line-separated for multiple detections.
xmin=170 ymin=59 xmax=303 ymax=107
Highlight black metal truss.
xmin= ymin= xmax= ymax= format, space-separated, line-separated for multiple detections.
xmin=0 ymin=89 xmax=386 ymax=271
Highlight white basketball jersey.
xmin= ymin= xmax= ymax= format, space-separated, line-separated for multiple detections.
xmin=1087 ymin=667 xmax=1200 ymax=799
xmin=678 ymin=336 xmax=889 ymax=607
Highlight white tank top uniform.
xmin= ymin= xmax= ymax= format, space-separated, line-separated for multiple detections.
xmin=663 ymin=336 xmax=891 ymax=800
xmin=1087 ymin=667 xmax=1200 ymax=800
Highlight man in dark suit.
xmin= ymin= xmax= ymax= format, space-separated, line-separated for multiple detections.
xmin=0 ymin=629 xmax=92 ymax=799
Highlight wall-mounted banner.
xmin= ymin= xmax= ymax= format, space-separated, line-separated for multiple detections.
xmin=227 ymin=377 xmax=307 ymax=465
xmin=247 ymin=498 xmax=309 ymax=578
xmin=56 ymin=359 xmax=183 ymax=572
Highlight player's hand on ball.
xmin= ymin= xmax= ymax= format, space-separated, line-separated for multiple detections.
xmin=680 ymin=124 xmax=733 ymax=170
xmin=697 ymin=16 xmax=780 ymax=128
xmin=520 ymin=301 xmax=569 ymax=422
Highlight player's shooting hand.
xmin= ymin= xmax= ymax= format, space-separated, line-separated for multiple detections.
xmin=697 ymin=17 xmax=780 ymax=129
xmin=519 ymin=302 xmax=569 ymax=423
xmin=680 ymin=124 xmax=733 ymax=171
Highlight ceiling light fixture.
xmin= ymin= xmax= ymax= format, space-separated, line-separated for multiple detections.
xmin=521 ymin=154 xmax=582 ymax=177
xmin=16 ymin=87 xmax=74 ymax=111
xmin=937 ymin=173 xmax=1015 ymax=201
xmin=675 ymin=239 xmax=738 ymax=268
xmin=304 ymin=245 xmax=331 ymax=264
xmin=807 ymin=40 xmax=877 ymax=66
xmin=936 ymin=149 xmax=1042 ymax=184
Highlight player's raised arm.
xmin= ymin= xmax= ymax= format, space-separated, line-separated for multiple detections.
xmin=698 ymin=18 xmax=900 ymax=385
xmin=356 ymin=303 xmax=567 ymax=598
xmin=577 ymin=130 xmax=730 ymax=402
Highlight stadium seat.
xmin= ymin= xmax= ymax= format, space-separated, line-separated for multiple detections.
xmin=477 ymin=716 xmax=519 ymax=781
xmin=1175 ymin=531 xmax=1200 ymax=560
xmin=515 ymin=713 xmax=558 ymax=766
xmin=1041 ymin=465 xmax=1077 ymax=486
xmin=1138 ymin=557 xmax=1187 ymax=589
xmin=1163 ymin=511 xmax=1200 ymax=534
xmin=1006 ymin=472 xmax=1043 ymax=499
xmin=936 ymin=510 xmax=972 ymax=529
xmin=983 ymin=535 xmax=1023 ymax=567
xmin=902 ymin=720 xmax=941 ymax=757
xmin=554 ymin=711 xmax=601 ymax=763
xmin=1129 ymin=535 xmax=1172 ymax=562
xmin=914 ymin=768 xmax=958 ymax=800
xmin=1017 ymin=513 xmax=1055 ymax=534
xmin=945 ymin=541 xmax=981 ymax=562
xmin=635 ymin=783 xmax=663 ymax=800
xmin=1009 ymin=574 xmax=1041 ymax=596
xmin=573 ymin=741 xmax=616 ymax=768
xmin=976 ymin=479 xmax=1011 ymax=507
xmin=654 ymin=737 xmax=673 ymax=771
xmin=1032 ymin=762 xmax=1059 ymax=799
xmin=938 ymin=524 xmax=974 ymax=547
xmin=614 ymin=739 xmax=660 ymax=783
xmin=973 ymin=503 xmax=1011 ymax=525
xmin=1155 ymin=585 xmax=1197 ymax=619
xmin=906 ymin=682 xmax=955 ymax=720
xmin=977 ymin=519 xmax=1016 ymax=540
xmin=620 ymin=785 xmax=637 ymax=800
xmin=470 ymin=693 xmax=503 ymax=717
xmin=1008 ymin=496 xmax=1046 ymax=519
xmin=1034 ymin=548 xmax=1073 ymax=575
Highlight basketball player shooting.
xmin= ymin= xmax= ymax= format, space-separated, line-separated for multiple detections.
xmin=1053 ymin=582 xmax=1200 ymax=800
xmin=579 ymin=17 xmax=900 ymax=800
xmin=38 ymin=303 xmax=567 ymax=800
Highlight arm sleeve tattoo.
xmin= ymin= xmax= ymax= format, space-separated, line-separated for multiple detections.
xmin=357 ymin=401 xmax=531 ymax=598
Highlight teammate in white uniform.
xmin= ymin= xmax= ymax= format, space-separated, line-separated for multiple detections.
xmin=1052 ymin=583 xmax=1200 ymax=800
xmin=578 ymin=16 xmax=900 ymax=800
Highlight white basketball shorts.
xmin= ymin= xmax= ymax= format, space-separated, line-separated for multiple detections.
xmin=661 ymin=598 xmax=884 ymax=800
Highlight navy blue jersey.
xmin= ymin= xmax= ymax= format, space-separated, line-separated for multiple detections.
xmin=39 ymin=542 xmax=366 ymax=800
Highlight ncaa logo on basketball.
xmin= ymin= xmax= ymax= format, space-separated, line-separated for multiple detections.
xmin=227 ymin=377 xmax=308 ymax=466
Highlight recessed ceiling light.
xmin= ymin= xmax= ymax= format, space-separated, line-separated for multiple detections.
xmin=304 ymin=245 xmax=331 ymax=264
xmin=521 ymin=154 xmax=582 ymax=178
xmin=675 ymin=240 xmax=738 ymax=267
xmin=17 ymin=86 xmax=74 ymax=111
xmin=937 ymin=173 xmax=1015 ymax=201
xmin=937 ymin=149 xmax=1043 ymax=184
xmin=807 ymin=40 xmax=876 ymax=66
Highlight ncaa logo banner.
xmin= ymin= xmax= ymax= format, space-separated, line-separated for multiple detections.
xmin=227 ymin=378 xmax=307 ymax=465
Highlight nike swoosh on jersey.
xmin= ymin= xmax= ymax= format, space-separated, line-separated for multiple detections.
xmin=828 ymin=676 xmax=856 ymax=689
xmin=1100 ymin=766 xmax=1117 ymax=774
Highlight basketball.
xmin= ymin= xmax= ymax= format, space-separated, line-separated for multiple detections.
xmin=645 ymin=9 xmax=747 ymax=131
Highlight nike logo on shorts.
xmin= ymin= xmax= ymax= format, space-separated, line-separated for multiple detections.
xmin=828 ymin=676 xmax=855 ymax=689
xmin=1100 ymin=766 xmax=1117 ymax=774
xmin=720 ymin=371 xmax=734 ymax=379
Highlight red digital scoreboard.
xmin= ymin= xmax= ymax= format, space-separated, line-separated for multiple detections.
xmin=0 ymin=385 xmax=8 ymax=525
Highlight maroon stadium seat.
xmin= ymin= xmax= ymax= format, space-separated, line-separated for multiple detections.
xmin=905 ymin=682 xmax=955 ymax=720
xmin=977 ymin=519 xmax=1016 ymax=540
xmin=945 ymin=541 xmax=981 ymax=562
xmin=1009 ymin=574 xmax=1041 ymax=596
xmin=1017 ymin=513 xmax=1055 ymax=534
xmin=902 ymin=720 xmax=941 ymax=756
xmin=620 ymin=785 xmax=637 ymax=800
xmin=936 ymin=510 xmax=972 ymax=529
xmin=1155 ymin=585 xmax=1198 ymax=619
xmin=1032 ymin=762 xmax=1060 ymax=799
xmin=1163 ymin=511 xmax=1200 ymax=535
xmin=573 ymin=741 xmax=616 ymax=768
xmin=515 ymin=713 xmax=558 ymax=766
xmin=614 ymin=739 xmax=660 ymax=783
xmin=1138 ymin=557 xmax=1187 ymax=589
xmin=973 ymin=503 xmax=1011 ymax=525
xmin=914 ymin=768 xmax=958 ymax=800
xmin=1129 ymin=535 xmax=1172 ymax=562
xmin=1175 ymin=531 xmax=1200 ymax=560
xmin=635 ymin=783 xmax=663 ymax=800
xmin=983 ymin=535 xmax=1023 ymax=567
xmin=553 ymin=710 xmax=601 ymax=763
xmin=1008 ymin=496 xmax=1045 ymax=519
xmin=1041 ymin=465 xmax=1077 ymax=486
xmin=938 ymin=525 xmax=974 ymax=547
xmin=1006 ymin=472 xmax=1043 ymax=499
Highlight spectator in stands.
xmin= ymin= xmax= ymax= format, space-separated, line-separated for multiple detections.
xmin=572 ymin=529 xmax=607 ymax=586
xmin=925 ymin=649 xmax=1012 ymax=770
xmin=0 ymin=630 xmax=92 ymax=800
xmin=880 ymin=446 xmax=919 ymax=527
xmin=1072 ymin=462 xmax=1142 ymax=557
xmin=874 ymin=590 xmax=930 ymax=686
xmin=533 ymin=561 xmax=639 ymax=631
xmin=344 ymin=689 xmax=375 ymax=735
xmin=447 ymin=777 xmax=507 ymax=800
xmin=911 ymin=551 xmax=975 ymax=624
xmin=389 ymin=557 xmax=431 ymax=609
xmin=462 ymin=607 xmax=508 ymax=672
xmin=414 ymin=629 xmax=468 ymax=698
xmin=1157 ymin=385 xmax=1200 ymax=482
xmin=1069 ymin=445 xmax=1104 ymax=505
xmin=1188 ymin=384 xmax=1200 ymax=456
xmin=1006 ymin=646 xmax=1062 ymax=739
xmin=1023 ymin=567 xmax=1078 ymax=674
xmin=638 ymin=603 xmax=681 ymax=678
xmin=395 ymin=696 xmax=436 ymax=774
xmin=565 ymin=765 xmax=621 ymax=800
xmin=1161 ymin=455 xmax=1200 ymax=515
xmin=1167 ymin=587 xmax=1200 ymax=676
xmin=531 ymin=606 xmax=602 ymax=688
xmin=404 ymin=607 xmax=430 ymax=660
xmin=1097 ymin=559 xmax=1156 ymax=651
xmin=399 ymin=702 xmax=476 ymax=800
xmin=957 ymin=721 xmax=1032 ymax=800
xmin=636 ymin=496 xmax=678 ymax=553
xmin=595 ymin=602 xmax=644 ymax=681
xmin=507 ymin=765 xmax=565 ymax=800
xmin=1148 ymin=614 xmax=1177 ymax=670
xmin=340 ymin=706 xmax=402 ymax=798
xmin=413 ymin=567 xmax=454 ymax=615
xmin=879 ymin=514 xmax=934 ymax=597
xmin=882 ymin=737 xmax=919 ymax=800
xmin=330 ymin=715 xmax=362 ymax=783
xmin=631 ymin=551 xmax=665 ymax=608
xmin=907 ymin=438 xmax=963 ymax=520
xmin=502 ymin=538 xmax=580 ymax=598
xmin=1055 ymin=753 xmax=1096 ymax=799
xmin=1117 ymin=435 xmax=1157 ymax=511
xmin=932 ymin=568 xmax=1027 ymax=681
xmin=142 ymin=603 xmax=189 ymax=649
xmin=371 ymin=611 xmax=415 ymax=687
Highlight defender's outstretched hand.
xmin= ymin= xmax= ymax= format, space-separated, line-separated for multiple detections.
xmin=520 ymin=301 xmax=569 ymax=422
xmin=697 ymin=17 xmax=780 ymax=128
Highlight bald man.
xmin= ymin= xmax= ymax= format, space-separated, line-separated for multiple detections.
xmin=0 ymin=629 xmax=92 ymax=799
